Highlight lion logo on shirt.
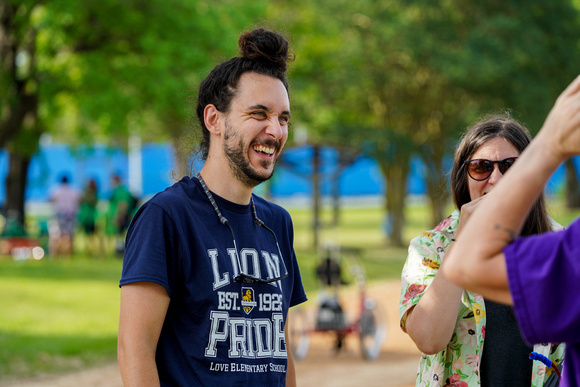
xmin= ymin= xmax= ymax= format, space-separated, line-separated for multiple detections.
xmin=241 ymin=287 xmax=257 ymax=314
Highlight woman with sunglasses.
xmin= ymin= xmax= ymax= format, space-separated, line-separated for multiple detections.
xmin=399 ymin=116 xmax=565 ymax=386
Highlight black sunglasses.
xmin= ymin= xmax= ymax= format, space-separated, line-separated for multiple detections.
xmin=465 ymin=157 xmax=518 ymax=181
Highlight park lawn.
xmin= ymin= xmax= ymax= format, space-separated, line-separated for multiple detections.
xmin=0 ymin=204 xmax=413 ymax=381
xmin=1 ymin=199 xmax=577 ymax=381
xmin=0 ymin=258 xmax=123 ymax=380
xmin=289 ymin=205 xmax=416 ymax=292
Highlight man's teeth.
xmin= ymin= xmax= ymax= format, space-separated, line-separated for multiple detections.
xmin=254 ymin=145 xmax=274 ymax=155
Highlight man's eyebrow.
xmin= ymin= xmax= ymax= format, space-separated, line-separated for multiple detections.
xmin=248 ymin=104 xmax=291 ymax=118
xmin=249 ymin=104 xmax=269 ymax=111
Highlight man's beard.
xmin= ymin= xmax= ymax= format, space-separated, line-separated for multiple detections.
xmin=223 ymin=124 xmax=280 ymax=188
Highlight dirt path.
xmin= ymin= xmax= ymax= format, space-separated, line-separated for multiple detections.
xmin=6 ymin=280 xmax=420 ymax=387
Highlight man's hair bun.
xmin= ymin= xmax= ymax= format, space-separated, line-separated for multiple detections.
xmin=195 ymin=28 xmax=293 ymax=161
xmin=238 ymin=28 xmax=294 ymax=72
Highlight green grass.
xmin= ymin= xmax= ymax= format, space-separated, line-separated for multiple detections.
xmin=0 ymin=258 xmax=122 ymax=380
xmin=1 ymin=198 xmax=578 ymax=381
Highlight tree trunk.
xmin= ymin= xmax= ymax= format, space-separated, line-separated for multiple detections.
xmin=420 ymin=148 xmax=448 ymax=226
xmin=330 ymin=150 xmax=359 ymax=227
xmin=311 ymin=144 xmax=321 ymax=250
xmin=171 ymin=134 xmax=191 ymax=180
xmin=165 ymin=112 xmax=192 ymax=181
xmin=565 ymin=158 xmax=580 ymax=208
xmin=379 ymin=154 xmax=410 ymax=247
xmin=4 ymin=150 xmax=31 ymax=229
xmin=1 ymin=4 xmax=39 ymax=232
xmin=331 ymin=173 xmax=340 ymax=228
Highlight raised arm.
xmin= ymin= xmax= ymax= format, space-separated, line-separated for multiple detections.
xmin=118 ymin=282 xmax=170 ymax=387
xmin=443 ymin=75 xmax=580 ymax=302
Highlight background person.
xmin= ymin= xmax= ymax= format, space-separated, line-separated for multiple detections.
xmin=443 ymin=77 xmax=580 ymax=387
xmin=78 ymin=178 xmax=102 ymax=256
xmin=399 ymin=116 xmax=564 ymax=386
xmin=118 ymin=28 xmax=307 ymax=386
xmin=106 ymin=174 xmax=137 ymax=256
xmin=49 ymin=173 xmax=81 ymax=256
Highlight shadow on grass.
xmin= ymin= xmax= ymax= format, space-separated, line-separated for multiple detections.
xmin=0 ymin=330 xmax=117 ymax=381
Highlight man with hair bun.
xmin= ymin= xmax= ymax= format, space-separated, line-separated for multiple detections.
xmin=118 ymin=28 xmax=307 ymax=386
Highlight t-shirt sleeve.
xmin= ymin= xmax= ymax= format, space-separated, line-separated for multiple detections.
xmin=119 ymin=202 xmax=179 ymax=298
xmin=506 ymin=217 xmax=580 ymax=345
xmin=285 ymin=215 xmax=307 ymax=308
xmin=289 ymin=248 xmax=308 ymax=308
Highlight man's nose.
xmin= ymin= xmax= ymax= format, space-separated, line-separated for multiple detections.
xmin=265 ymin=117 xmax=284 ymax=139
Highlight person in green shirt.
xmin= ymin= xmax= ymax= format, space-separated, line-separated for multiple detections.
xmin=106 ymin=174 xmax=138 ymax=256
xmin=78 ymin=178 xmax=102 ymax=256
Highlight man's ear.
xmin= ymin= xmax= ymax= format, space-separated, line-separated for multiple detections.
xmin=204 ymin=104 xmax=223 ymax=135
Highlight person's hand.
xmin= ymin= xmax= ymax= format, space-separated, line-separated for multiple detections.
xmin=537 ymin=75 xmax=580 ymax=161
xmin=456 ymin=196 xmax=485 ymax=237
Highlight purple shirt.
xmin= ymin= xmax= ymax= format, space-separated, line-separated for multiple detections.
xmin=505 ymin=217 xmax=580 ymax=387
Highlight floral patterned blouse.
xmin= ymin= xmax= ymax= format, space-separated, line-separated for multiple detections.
xmin=399 ymin=210 xmax=565 ymax=387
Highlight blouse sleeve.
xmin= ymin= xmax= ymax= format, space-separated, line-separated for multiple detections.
xmin=399 ymin=230 xmax=447 ymax=331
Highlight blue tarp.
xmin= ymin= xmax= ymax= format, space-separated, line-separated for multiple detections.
xmin=0 ymin=143 xmax=573 ymax=203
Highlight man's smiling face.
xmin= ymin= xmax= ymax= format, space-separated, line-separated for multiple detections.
xmin=222 ymin=72 xmax=290 ymax=188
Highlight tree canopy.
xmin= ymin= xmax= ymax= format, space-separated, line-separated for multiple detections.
xmin=0 ymin=0 xmax=268 ymax=224
xmin=270 ymin=0 xmax=580 ymax=245
xmin=2 ymin=0 xmax=579 ymax=242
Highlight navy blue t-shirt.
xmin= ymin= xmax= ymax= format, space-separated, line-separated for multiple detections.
xmin=120 ymin=176 xmax=307 ymax=386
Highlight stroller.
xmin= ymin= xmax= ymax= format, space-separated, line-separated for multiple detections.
xmin=290 ymin=244 xmax=387 ymax=360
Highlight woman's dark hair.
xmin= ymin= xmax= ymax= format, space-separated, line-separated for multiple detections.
xmin=195 ymin=28 xmax=294 ymax=160
xmin=450 ymin=115 xmax=552 ymax=236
